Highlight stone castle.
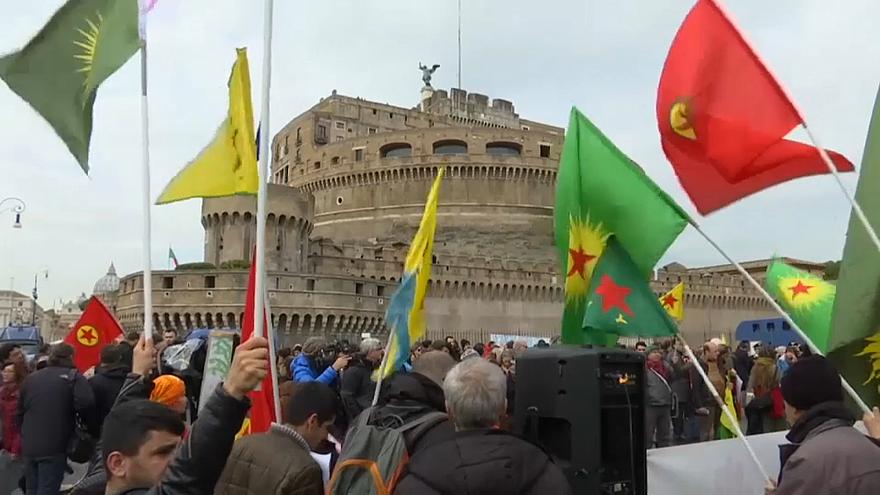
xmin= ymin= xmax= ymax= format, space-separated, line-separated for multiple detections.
xmin=112 ymin=85 xmax=825 ymax=345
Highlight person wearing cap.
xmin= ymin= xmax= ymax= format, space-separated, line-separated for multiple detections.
xmin=150 ymin=374 xmax=188 ymax=416
xmin=768 ymin=356 xmax=880 ymax=494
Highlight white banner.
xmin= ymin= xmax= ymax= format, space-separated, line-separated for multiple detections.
xmin=490 ymin=334 xmax=549 ymax=348
xmin=199 ymin=330 xmax=236 ymax=412
xmin=647 ymin=431 xmax=786 ymax=495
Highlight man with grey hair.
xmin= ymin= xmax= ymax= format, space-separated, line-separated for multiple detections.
xmin=396 ymin=359 xmax=571 ymax=494
xmin=340 ymin=337 xmax=384 ymax=419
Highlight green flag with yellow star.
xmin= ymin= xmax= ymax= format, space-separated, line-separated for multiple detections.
xmin=0 ymin=0 xmax=140 ymax=173
xmin=555 ymin=107 xmax=689 ymax=345
xmin=765 ymin=259 xmax=835 ymax=353
xmin=582 ymin=237 xmax=679 ymax=342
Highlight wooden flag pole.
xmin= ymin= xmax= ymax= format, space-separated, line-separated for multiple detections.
xmin=801 ymin=123 xmax=880 ymax=254
xmin=690 ymin=220 xmax=871 ymax=414
xmin=676 ymin=335 xmax=771 ymax=483
xmin=139 ymin=39 xmax=154 ymax=343
xmin=254 ymin=0 xmax=274 ymax=341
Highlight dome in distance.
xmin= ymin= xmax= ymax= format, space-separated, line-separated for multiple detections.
xmin=93 ymin=263 xmax=120 ymax=295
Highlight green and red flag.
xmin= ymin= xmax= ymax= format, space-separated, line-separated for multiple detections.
xmin=829 ymin=85 xmax=880 ymax=407
xmin=0 ymin=0 xmax=141 ymax=173
xmin=657 ymin=0 xmax=853 ymax=214
xmin=555 ymin=108 xmax=688 ymax=345
xmin=63 ymin=296 xmax=123 ymax=372
xmin=581 ymin=237 xmax=679 ymax=343
xmin=765 ymin=260 xmax=836 ymax=353
xmin=168 ymin=247 xmax=179 ymax=269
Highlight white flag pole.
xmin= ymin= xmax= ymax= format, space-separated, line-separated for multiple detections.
xmin=254 ymin=0 xmax=274 ymax=340
xmin=801 ymin=123 xmax=880 ymax=253
xmin=676 ymin=336 xmax=771 ymax=482
xmin=690 ymin=221 xmax=870 ymax=414
xmin=139 ymin=27 xmax=153 ymax=343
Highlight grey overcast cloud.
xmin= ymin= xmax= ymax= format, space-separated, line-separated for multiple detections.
xmin=1 ymin=0 xmax=878 ymax=308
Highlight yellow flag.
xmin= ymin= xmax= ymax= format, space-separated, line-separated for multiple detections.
xmin=156 ymin=48 xmax=258 ymax=205
xmin=659 ymin=282 xmax=685 ymax=321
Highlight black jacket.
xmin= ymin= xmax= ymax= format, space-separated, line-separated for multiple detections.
xmin=395 ymin=429 xmax=571 ymax=495
xmin=89 ymin=364 xmax=129 ymax=431
xmin=372 ymin=371 xmax=455 ymax=454
xmin=340 ymin=355 xmax=379 ymax=420
xmin=17 ymin=363 xmax=98 ymax=457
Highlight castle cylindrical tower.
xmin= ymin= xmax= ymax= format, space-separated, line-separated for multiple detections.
xmin=201 ymin=184 xmax=314 ymax=271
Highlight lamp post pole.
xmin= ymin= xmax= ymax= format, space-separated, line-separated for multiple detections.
xmin=31 ymin=269 xmax=48 ymax=326
xmin=0 ymin=197 xmax=25 ymax=228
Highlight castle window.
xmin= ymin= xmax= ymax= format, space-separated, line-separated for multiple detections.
xmin=372 ymin=109 xmax=377 ymax=115
xmin=296 ymin=127 xmax=302 ymax=145
xmin=335 ymin=121 xmax=345 ymax=129
xmin=204 ymin=276 xmax=215 ymax=289
xmin=433 ymin=139 xmax=468 ymax=155
xmin=355 ymin=283 xmax=364 ymax=295
xmin=486 ymin=142 xmax=522 ymax=156
xmin=377 ymin=286 xmax=385 ymax=297
xmin=336 ymin=136 xmax=344 ymax=142
xmin=368 ymin=127 xmax=377 ymax=135
xmin=314 ymin=161 xmax=321 ymax=170
xmin=540 ymin=144 xmax=551 ymax=158
xmin=380 ymin=143 xmax=412 ymax=158
xmin=521 ymin=125 xmax=531 ymax=131
xmin=316 ymin=124 xmax=328 ymax=143
xmin=306 ymin=279 xmax=315 ymax=291
xmin=162 ymin=277 xmax=174 ymax=289
xmin=331 ymin=156 xmax=340 ymax=165
xmin=354 ymin=148 xmax=364 ymax=162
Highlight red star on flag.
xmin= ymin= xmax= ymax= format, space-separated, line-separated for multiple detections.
xmin=80 ymin=327 xmax=97 ymax=343
xmin=661 ymin=294 xmax=678 ymax=309
xmin=567 ymin=247 xmax=596 ymax=279
xmin=595 ymin=274 xmax=634 ymax=316
xmin=788 ymin=280 xmax=814 ymax=299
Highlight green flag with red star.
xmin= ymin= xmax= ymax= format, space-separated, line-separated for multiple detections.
xmin=581 ymin=237 xmax=679 ymax=341
xmin=555 ymin=107 xmax=689 ymax=345
xmin=765 ymin=259 xmax=835 ymax=353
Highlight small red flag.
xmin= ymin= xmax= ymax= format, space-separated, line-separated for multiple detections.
xmin=657 ymin=0 xmax=854 ymax=214
xmin=240 ymin=256 xmax=276 ymax=434
xmin=63 ymin=297 xmax=123 ymax=372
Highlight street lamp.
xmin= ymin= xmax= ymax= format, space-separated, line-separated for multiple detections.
xmin=0 ymin=197 xmax=26 ymax=229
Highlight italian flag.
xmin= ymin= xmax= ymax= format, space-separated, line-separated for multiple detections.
xmin=168 ymin=247 xmax=179 ymax=269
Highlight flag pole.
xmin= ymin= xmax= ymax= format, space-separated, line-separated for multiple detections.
xmin=690 ymin=220 xmax=871 ymax=413
xmin=254 ymin=0 xmax=274 ymax=341
xmin=263 ymin=289 xmax=282 ymax=422
xmin=676 ymin=335 xmax=771 ymax=483
xmin=140 ymin=39 xmax=154 ymax=344
xmin=801 ymin=123 xmax=880 ymax=254
xmin=371 ymin=335 xmax=395 ymax=408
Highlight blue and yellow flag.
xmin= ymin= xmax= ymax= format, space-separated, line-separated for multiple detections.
xmin=377 ymin=168 xmax=445 ymax=379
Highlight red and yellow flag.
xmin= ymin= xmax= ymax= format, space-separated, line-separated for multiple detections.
xmin=657 ymin=0 xmax=853 ymax=214
xmin=63 ymin=297 xmax=123 ymax=372
xmin=659 ymin=282 xmax=685 ymax=321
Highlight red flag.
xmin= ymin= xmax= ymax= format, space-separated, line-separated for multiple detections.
xmin=240 ymin=257 xmax=276 ymax=434
xmin=63 ymin=297 xmax=123 ymax=372
xmin=657 ymin=0 xmax=854 ymax=214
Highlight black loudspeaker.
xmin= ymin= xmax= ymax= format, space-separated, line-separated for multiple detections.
xmin=514 ymin=347 xmax=647 ymax=494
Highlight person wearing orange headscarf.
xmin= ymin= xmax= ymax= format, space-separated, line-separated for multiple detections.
xmin=149 ymin=374 xmax=188 ymax=416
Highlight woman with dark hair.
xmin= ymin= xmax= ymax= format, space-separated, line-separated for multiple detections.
xmin=1 ymin=360 xmax=25 ymax=455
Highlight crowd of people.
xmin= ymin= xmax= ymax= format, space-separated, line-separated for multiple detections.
xmin=0 ymin=331 xmax=878 ymax=494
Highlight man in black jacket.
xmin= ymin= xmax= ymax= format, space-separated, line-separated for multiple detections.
xmin=17 ymin=343 xmax=98 ymax=495
xmin=371 ymin=350 xmax=456 ymax=454
xmin=340 ymin=337 xmax=383 ymax=420
xmin=85 ymin=333 xmax=267 ymax=495
xmin=396 ymin=358 xmax=571 ymax=495
xmin=89 ymin=344 xmax=130 ymax=432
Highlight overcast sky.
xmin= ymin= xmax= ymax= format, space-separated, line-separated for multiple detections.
xmin=1 ymin=0 xmax=878 ymax=308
